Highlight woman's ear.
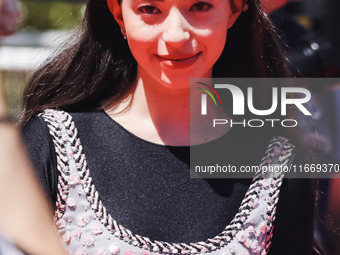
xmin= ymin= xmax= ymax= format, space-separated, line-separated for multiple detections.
xmin=227 ymin=0 xmax=243 ymax=29
xmin=107 ymin=0 xmax=125 ymax=29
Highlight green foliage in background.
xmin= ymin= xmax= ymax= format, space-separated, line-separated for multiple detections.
xmin=21 ymin=0 xmax=85 ymax=31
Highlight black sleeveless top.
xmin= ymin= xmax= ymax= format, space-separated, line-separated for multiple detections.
xmin=21 ymin=110 xmax=315 ymax=255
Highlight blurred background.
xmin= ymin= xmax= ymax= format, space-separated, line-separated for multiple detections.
xmin=0 ymin=0 xmax=84 ymax=116
xmin=1 ymin=0 xmax=340 ymax=254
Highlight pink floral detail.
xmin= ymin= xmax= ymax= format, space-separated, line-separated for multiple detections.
xmin=56 ymin=219 xmax=67 ymax=229
xmin=278 ymin=136 xmax=288 ymax=142
xmin=218 ymin=239 xmax=225 ymax=246
xmin=243 ymin=238 xmax=252 ymax=248
xmin=77 ymin=213 xmax=90 ymax=227
xmin=247 ymin=225 xmax=255 ymax=233
xmin=259 ymin=222 xmax=268 ymax=234
xmin=66 ymin=197 xmax=76 ymax=209
xmin=108 ymin=243 xmax=120 ymax=255
xmin=124 ymin=250 xmax=137 ymax=255
xmin=252 ymin=201 xmax=259 ymax=209
xmin=229 ymin=245 xmax=236 ymax=253
xmin=91 ymin=225 xmax=103 ymax=235
xmin=273 ymin=147 xmax=281 ymax=156
xmin=251 ymin=240 xmax=262 ymax=253
xmin=68 ymin=173 xmax=80 ymax=185
xmin=83 ymin=237 xmax=94 ymax=247
xmin=67 ymin=218 xmax=73 ymax=223
xmin=142 ymin=252 xmax=149 ymax=255
xmin=236 ymin=232 xmax=246 ymax=242
xmin=74 ymin=229 xmax=82 ymax=239
xmin=75 ymin=248 xmax=88 ymax=255
xmin=62 ymin=231 xmax=71 ymax=244
xmin=262 ymin=179 xmax=270 ymax=188
xmin=55 ymin=113 xmax=65 ymax=122
xmin=263 ymin=158 xmax=272 ymax=164
xmin=96 ymin=248 xmax=107 ymax=255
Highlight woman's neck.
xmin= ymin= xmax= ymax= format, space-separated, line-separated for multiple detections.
xmin=104 ymin=69 xmax=230 ymax=146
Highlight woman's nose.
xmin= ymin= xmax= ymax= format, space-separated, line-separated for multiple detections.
xmin=162 ymin=8 xmax=190 ymax=46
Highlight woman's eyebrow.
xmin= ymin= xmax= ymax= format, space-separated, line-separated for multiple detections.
xmin=134 ymin=0 xmax=165 ymax=2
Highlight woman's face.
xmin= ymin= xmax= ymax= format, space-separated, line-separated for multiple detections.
xmin=112 ymin=0 xmax=240 ymax=89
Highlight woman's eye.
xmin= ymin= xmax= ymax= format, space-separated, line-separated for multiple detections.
xmin=190 ymin=2 xmax=213 ymax=12
xmin=137 ymin=5 xmax=161 ymax=14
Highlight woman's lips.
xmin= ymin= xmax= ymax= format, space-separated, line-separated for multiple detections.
xmin=156 ymin=52 xmax=201 ymax=69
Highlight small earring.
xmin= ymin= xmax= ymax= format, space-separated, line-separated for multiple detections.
xmin=242 ymin=1 xmax=249 ymax=12
xmin=121 ymin=27 xmax=127 ymax=40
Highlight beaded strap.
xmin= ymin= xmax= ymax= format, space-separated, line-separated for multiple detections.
xmin=40 ymin=111 xmax=73 ymax=220
xmin=257 ymin=137 xmax=295 ymax=253
xmin=40 ymin=109 xmax=294 ymax=255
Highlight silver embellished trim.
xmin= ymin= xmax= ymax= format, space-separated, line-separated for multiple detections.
xmin=40 ymin=109 xmax=294 ymax=255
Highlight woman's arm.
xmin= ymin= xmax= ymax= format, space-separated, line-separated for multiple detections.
xmin=0 ymin=89 xmax=67 ymax=255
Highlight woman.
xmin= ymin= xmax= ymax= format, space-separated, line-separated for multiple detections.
xmin=20 ymin=0 xmax=318 ymax=254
